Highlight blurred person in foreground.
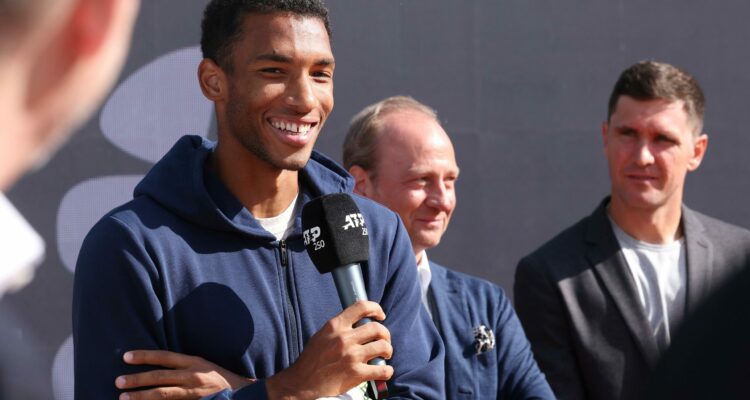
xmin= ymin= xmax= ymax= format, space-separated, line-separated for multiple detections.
xmin=0 ymin=0 xmax=139 ymax=298
xmin=0 ymin=0 xmax=138 ymax=397
xmin=514 ymin=60 xmax=750 ymax=400
xmin=343 ymin=95 xmax=555 ymax=399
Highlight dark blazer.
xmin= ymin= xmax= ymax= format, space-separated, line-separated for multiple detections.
xmin=514 ymin=198 xmax=750 ymax=400
xmin=430 ymin=262 xmax=554 ymax=399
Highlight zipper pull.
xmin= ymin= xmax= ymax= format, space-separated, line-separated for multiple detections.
xmin=280 ymin=239 xmax=288 ymax=267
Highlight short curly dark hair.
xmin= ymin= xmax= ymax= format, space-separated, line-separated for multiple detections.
xmin=200 ymin=0 xmax=331 ymax=72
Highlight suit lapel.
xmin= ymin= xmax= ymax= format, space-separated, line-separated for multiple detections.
xmin=681 ymin=206 xmax=712 ymax=314
xmin=429 ymin=263 xmax=469 ymax=337
xmin=586 ymin=201 xmax=661 ymax=368
xmin=429 ymin=263 xmax=475 ymax=396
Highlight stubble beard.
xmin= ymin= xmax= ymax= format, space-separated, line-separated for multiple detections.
xmin=226 ymin=101 xmax=307 ymax=172
xmin=235 ymin=131 xmax=306 ymax=171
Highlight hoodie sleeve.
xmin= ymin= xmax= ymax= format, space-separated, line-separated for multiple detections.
xmin=376 ymin=213 xmax=446 ymax=399
xmin=72 ymin=214 xmax=166 ymax=400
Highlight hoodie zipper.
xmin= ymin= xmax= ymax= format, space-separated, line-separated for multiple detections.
xmin=279 ymin=239 xmax=300 ymax=362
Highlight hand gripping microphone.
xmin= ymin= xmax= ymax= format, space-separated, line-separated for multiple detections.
xmin=302 ymin=193 xmax=389 ymax=399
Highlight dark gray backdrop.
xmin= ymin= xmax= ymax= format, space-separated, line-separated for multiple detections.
xmin=6 ymin=1 xmax=750 ymax=397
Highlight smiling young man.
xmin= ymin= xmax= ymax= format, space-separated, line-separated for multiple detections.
xmin=514 ymin=61 xmax=750 ymax=400
xmin=72 ymin=1 xmax=444 ymax=399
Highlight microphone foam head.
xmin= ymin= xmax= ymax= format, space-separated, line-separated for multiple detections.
xmin=301 ymin=193 xmax=369 ymax=274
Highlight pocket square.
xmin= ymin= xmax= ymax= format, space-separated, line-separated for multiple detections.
xmin=473 ymin=324 xmax=495 ymax=354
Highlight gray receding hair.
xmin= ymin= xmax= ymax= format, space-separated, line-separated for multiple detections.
xmin=343 ymin=95 xmax=439 ymax=175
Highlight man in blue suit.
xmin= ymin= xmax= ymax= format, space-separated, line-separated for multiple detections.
xmin=343 ymin=96 xmax=554 ymax=399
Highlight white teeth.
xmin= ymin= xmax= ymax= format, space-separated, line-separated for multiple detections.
xmin=271 ymin=119 xmax=313 ymax=134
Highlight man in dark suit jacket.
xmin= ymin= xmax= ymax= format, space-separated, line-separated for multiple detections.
xmin=515 ymin=60 xmax=750 ymax=400
xmin=345 ymin=95 xmax=555 ymax=399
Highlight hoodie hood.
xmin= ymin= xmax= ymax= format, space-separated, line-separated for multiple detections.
xmin=133 ymin=135 xmax=354 ymax=238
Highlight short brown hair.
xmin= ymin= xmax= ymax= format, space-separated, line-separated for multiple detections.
xmin=607 ymin=60 xmax=705 ymax=134
xmin=343 ymin=96 xmax=438 ymax=174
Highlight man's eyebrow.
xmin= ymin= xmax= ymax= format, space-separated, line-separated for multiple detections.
xmin=315 ymin=57 xmax=335 ymax=67
xmin=253 ymin=53 xmax=293 ymax=63
xmin=251 ymin=53 xmax=335 ymax=67
xmin=614 ymin=124 xmax=636 ymax=133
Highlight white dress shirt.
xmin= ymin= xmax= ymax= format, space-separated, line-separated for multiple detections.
xmin=416 ymin=250 xmax=433 ymax=317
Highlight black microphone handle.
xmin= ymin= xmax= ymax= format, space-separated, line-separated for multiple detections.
xmin=331 ymin=264 xmax=387 ymax=367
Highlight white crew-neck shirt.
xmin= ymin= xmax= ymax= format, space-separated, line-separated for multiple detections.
xmin=255 ymin=194 xmax=299 ymax=241
xmin=610 ymin=218 xmax=686 ymax=351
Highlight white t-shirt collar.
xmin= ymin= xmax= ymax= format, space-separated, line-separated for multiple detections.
xmin=256 ymin=193 xmax=299 ymax=241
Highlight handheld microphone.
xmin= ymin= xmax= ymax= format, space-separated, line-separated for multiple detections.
xmin=302 ymin=193 xmax=389 ymax=398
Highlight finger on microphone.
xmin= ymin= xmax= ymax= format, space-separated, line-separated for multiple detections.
xmin=340 ymin=300 xmax=386 ymax=323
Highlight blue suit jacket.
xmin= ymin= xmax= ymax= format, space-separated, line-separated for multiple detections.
xmin=429 ymin=262 xmax=554 ymax=399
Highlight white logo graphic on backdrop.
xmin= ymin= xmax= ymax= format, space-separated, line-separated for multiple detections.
xmin=52 ymin=46 xmax=212 ymax=399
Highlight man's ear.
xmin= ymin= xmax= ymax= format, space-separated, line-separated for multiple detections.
xmin=687 ymin=133 xmax=709 ymax=171
xmin=27 ymin=0 xmax=135 ymax=107
xmin=348 ymin=165 xmax=374 ymax=197
xmin=23 ymin=0 xmax=138 ymax=138
xmin=2 ymin=0 xmax=137 ymax=190
xmin=69 ymin=0 xmax=119 ymax=56
xmin=198 ymin=58 xmax=227 ymax=102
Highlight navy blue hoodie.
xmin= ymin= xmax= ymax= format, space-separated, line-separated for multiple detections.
xmin=72 ymin=136 xmax=444 ymax=399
